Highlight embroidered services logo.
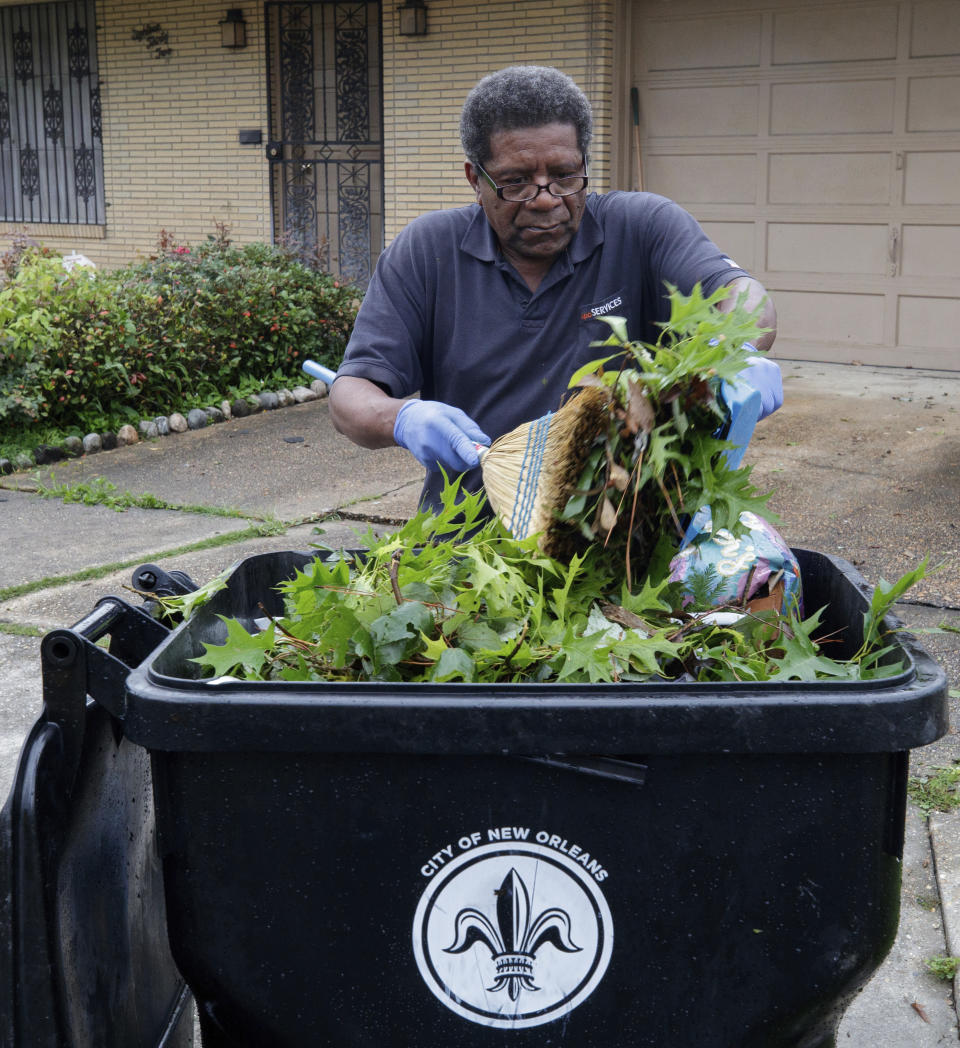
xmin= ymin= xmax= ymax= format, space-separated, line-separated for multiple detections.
xmin=580 ymin=294 xmax=623 ymax=321
xmin=412 ymin=835 xmax=613 ymax=1029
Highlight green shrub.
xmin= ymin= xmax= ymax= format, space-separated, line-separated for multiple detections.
xmin=0 ymin=252 xmax=142 ymax=430
xmin=0 ymin=231 xmax=360 ymax=449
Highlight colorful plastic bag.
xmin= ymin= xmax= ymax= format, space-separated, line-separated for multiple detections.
xmin=669 ymin=510 xmax=802 ymax=615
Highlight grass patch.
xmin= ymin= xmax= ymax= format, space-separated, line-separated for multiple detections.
xmin=33 ymin=476 xmax=262 ymax=519
xmin=911 ymin=619 xmax=960 ymax=637
xmin=908 ymin=762 xmax=960 ymax=815
xmin=0 ymin=621 xmax=45 ymax=638
xmin=925 ymin=955 xmax=960 ymax=981
xmin=0 ymin=522 xmax=288 ymax=604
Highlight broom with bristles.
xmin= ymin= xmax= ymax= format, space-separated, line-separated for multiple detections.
xmin=479 ymin=385 xmax=613 ymax=553
xmin=304 ymin=359 xmax=613 ymax=549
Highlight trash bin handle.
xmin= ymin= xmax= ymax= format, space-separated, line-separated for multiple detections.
xmin=66 ymin=595 xmax=134 ymax=644
xmin=132 ymin=563 xmax=199 ymax=599
xmin=66 ymin=594 xmax=170 ymax=657
xmin=41 ymin=597 xmax=170 ymax=795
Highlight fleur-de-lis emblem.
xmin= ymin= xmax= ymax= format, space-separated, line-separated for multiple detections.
xmin=444 ymin=867 xmax=581 ymax=1001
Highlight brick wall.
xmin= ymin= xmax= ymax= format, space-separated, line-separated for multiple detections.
xmin=0 ymin=0 xmax=270 ymax=267
xmin=383 ymin=0 xmax=616 ymax=240
xmin=1 ymin=0 xmax=616 ymax=267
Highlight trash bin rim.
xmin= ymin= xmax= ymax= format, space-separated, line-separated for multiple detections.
xmin=134 ymin=658 xmax=918 ymax=696
xmin=122 ymin=647 xmax=948 ymax=756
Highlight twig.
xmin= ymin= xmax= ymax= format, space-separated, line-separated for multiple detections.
xmin=738 ymin=564 xmax=759 ymax=610
xmin=389 ymin=549 xmax=403 ymax=606
xmin=599 ymin=601 xmax=650 ymax=632
xmin=502 ymin=620 xmax=529 ymax=667
xmin=624 ymin=450 xmax=645 ymax=591
xmin=258 ymin=602 xmax=315 ymax=652
xmin=656 ymin=473 xmax=684 ymax=536
xmin=670 ymin=461 xmax=683 ymax=511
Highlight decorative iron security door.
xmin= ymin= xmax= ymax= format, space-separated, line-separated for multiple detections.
xmin=266 ymin=1 xmax=383 ymax=286
xmin=0 ymin=0 xmax=104 ymax=224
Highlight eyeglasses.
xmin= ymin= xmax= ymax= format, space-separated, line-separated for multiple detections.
xmin=474 ymin=157 xmax=588 ymax=202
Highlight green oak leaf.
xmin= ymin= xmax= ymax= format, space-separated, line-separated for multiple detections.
xmin=191 ymin=617 xmax=276 ymax=679
xmin=431 ymin=647 xmax=476 ymax=682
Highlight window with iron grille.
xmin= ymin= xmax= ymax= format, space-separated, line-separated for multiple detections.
xmin=0 ymin=0 xmax=104 ymax=224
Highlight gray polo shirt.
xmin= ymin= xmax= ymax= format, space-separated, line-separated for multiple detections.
xmin=339 ymin=190 xmax=750 ymax=511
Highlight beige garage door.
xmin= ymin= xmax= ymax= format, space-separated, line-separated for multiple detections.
xmin=631 ymin=0 xmax=960 ymax=370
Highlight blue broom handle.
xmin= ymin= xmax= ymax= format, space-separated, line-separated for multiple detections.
xmin=302 ymin=360 xmax=337 ymax=385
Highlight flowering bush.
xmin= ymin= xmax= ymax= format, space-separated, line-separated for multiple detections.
xmin=0 ymin=231 xmax=360 ymax=444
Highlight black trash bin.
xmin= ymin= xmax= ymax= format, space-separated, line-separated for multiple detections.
xmin=121 ymin=548 xmax=947 ymax=1048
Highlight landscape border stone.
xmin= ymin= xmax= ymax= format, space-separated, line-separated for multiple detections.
xmin=12 ymin=378 xmax=331 ymax=474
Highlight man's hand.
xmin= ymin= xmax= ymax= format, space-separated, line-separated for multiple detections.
xmin=393 ymin=400 xmax=491 ymax=472
xmin=739 ymin=350 xmax=782 ymax=419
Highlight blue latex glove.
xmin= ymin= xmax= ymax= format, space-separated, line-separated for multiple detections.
xmin=738 ymin=344 xmax=783 ymax=419
xmin=393 ymin=399 xmax=490 ymax=473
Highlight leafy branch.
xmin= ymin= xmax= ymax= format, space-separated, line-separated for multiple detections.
xmin=550 ymin=283 xmax=774 ymax=586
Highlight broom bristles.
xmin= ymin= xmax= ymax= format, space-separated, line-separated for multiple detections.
xmin=481 ymin=385 xmax=612 ymax=550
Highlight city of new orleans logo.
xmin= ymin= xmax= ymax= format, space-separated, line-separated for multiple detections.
xmin=447 ymin=866 xmax=580 ymax=1001
xmin=413 ymin=841 xmax=613 ymax=1029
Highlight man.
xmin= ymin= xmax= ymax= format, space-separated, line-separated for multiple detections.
xmin=330 ymin=65 xmax=780 ymax=514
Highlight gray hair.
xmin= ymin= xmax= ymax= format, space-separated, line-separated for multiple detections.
xmin=459 ymin=65 xmax=593 ymax=167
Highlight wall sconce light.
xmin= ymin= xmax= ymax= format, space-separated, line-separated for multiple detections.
xmin=219 ymin=9 xmax=247 ymax=49
xmin=397 ymin=0 xmax=428 ymax=36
